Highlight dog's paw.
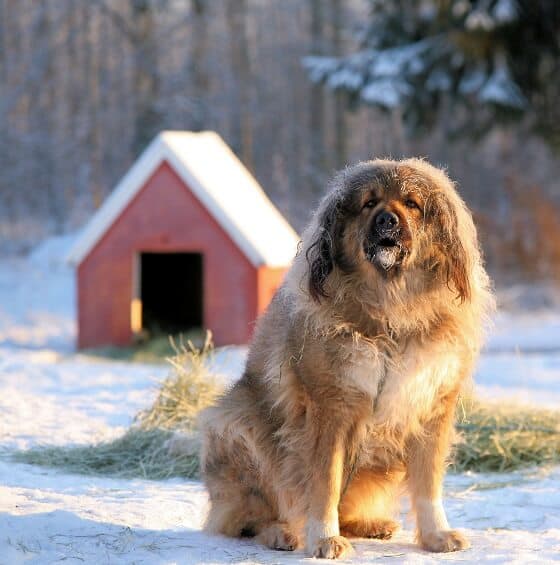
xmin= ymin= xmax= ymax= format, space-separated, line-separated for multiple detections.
xmin=341 ymin=518 xmax=399 ymax=540
xmin=366 ymin=519 xmax=399 ymax=540
xmin=309 ymin=536 xmax=354 ymax=559
xmin=420 ymin=529 xmax=470 ymax=553
xmin=256 ymin=522 xmax=299 ymax=551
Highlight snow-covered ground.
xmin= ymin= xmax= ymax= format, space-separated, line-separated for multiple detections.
xmin=0 ymin=235 xmax=559 ymax=564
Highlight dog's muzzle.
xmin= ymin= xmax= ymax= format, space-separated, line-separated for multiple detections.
xmin=365 ymin=211 xmax=404 ymax=271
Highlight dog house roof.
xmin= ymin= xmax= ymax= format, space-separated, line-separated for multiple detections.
xmin=67 ymin=131 xmax=300 ymax=267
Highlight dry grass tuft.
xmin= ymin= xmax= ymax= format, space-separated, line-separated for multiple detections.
xmin=135 ymin=333 xmax=224 ymax=432
xmin=453 ymin=398 xmax=560 ymax=472
xmin=14 ymin=428 xmax=196 ymax=480
xmin=14 ymin=332 xmax=224 ymax=480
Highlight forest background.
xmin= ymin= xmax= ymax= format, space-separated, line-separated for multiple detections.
xmin=1 ymin=0 xmax=559 ymax=284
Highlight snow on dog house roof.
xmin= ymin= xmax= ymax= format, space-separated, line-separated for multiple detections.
xmin=68 ymin=130 xmax=300 ymax=267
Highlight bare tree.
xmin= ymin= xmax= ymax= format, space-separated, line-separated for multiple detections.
xmin=225 ymin=0 xmax=254 ymax=171
xmin=308 ymin=0 xmax=328 ymax=195
xmin=131 ymin=0 xmax=161 ymax=153
xmin=330 ymin=0 xmax=347 ymax=169
xmin=189 ymin=0 xmax=209 ymax=131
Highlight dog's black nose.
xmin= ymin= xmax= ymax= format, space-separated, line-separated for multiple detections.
xmin=375 ymin=211 xmax=399 ymax=230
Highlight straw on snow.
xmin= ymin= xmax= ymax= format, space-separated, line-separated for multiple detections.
xmin=14 ymin=333 xmax=224 ymax=480
xmin=453 ymin=399 xmax=560 ymax=472
xmin=13 ymin=334 xmax=560 ymax=477
xmin=135 ymin=332 xmax=223 ymax=432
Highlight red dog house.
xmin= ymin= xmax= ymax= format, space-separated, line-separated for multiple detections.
xmin=68 ymin=131 xmax=299 ymax=349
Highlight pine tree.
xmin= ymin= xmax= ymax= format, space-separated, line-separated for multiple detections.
xmin=303 ymin=0 xmax=560 ymax=145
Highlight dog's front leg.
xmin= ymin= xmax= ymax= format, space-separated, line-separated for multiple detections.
xmin=305 ymin=415 xmax=354 ymax=559
xmin=405 ymin=405 xmax=469 ymax=553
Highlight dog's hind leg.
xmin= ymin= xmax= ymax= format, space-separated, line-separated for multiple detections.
xmin=200 ymin=407 xmax=300 ymax=550
xmin=201 ymin=425 xmax=271 ymax=532
xmin=338 ymin=469 xmax=403 ymax=539
xmin=203 ymin=439 xmax=300 ymax=550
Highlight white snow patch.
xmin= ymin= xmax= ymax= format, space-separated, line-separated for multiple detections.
xmin=465 ymin=10 xmax=496 ymax=31
xmin=361 ymin=78 xmax=413 ymax=108
xmin=459 ymin=68 xmax=488 ymax=95
xmin=1 ymin=462 xmax=559 ymax=563
xmin=493 ymin=0 xmax=519 ymax=24
xmin=0 ymin=347 xmax=167 ymax=450
xmin=488 ymin=311 xmax=560 ymax=353
xmin=29 ymin=232 xmax=78 ymax=271
xmin=479 ymin=66 xmax=527 ymax=109
xmin=0 ymin=232 xmax=77 ymax=351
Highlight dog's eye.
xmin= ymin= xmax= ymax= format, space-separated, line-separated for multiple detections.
xmin=363 ymin=199 xmax=378 ymax=209
xmin=405 ymin=199 xmax=420 ymax=210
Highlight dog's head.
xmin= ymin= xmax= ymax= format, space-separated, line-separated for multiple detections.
xmin=304 ymin=159 xmax=479 ymax=304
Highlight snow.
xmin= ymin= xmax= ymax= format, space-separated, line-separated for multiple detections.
xmin=477 ymin=352 xmax=560 ymax=409
xmin=0 ymin=234 xmax=75 ymax=351
xmin=327 ymin=68 xmax=364 ymax=92
xmin=425 ymin=69 xmax=452 ymax=92
xmin=465 ymin=9 xmax=497 ymax=32
xmin=2 ymin=460 xmax=560 ymax=564
xmin=478 ymin=66 xmax=527 ymax=109
xmin=452 ymin=1 xmax=471 ymax=19
xmin=304 ymin=42 xmax=434 ymax=108
xmin=459 ymin=68 xmax=488 ymax=95
xmin=368 ymin=43 xmax=431 ymax=78
xmin=0 ymin=347 xmax=165 ymax=450
xmin=493 ymin=0 xmax=519 ymax=24
xmin=361 ymin=78 xmax=413 ymax=108
xmin=302 ymin=56 xmax=339 ymax=84
xmin=1 ymin=236 xmax=560 ymax=563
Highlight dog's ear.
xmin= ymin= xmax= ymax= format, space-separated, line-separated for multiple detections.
xmin=433 ymin=196 xmax=472 ymax=303
xmin=306 ymin=197 xmax=341 ymax=302
xmin=447 ymin=236 xmax=471 ymax=303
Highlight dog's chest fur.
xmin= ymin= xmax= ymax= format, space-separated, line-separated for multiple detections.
xmin=341 ymin=337 xmax=461 ymax=435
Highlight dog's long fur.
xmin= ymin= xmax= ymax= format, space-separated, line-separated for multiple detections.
xmin=199 ymin=159 xmax=494 ymax=558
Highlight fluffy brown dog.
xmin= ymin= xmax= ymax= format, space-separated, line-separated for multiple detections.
xmin=199 ymin=158 xmax=493 ymax=558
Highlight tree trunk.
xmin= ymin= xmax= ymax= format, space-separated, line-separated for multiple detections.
xmin=33 ymin=2 xmax=62 ymax=231
xmin=131 ymin=0 xmax=160 ymax=154
xmin=330 ymin=0 xmax=347 ymax=169
xmin=226 ymin=0 xmax=254 ymax=171
xmin=309 ymin=0 xmax=327 ymax=195
xmin=190 ymin=0 xmax=209 ymax=131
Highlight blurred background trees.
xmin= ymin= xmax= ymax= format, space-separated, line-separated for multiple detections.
xmin=305 ymin=0 xmax=560 ymax=143
xmin=1 ymin=0 xmax=559 ymax=282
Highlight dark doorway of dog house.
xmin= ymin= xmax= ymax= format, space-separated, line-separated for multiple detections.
xmin=139 ymin=252 xmax=203 ymax=335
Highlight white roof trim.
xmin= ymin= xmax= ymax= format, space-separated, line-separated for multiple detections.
xmin=67 ymin=131 xmax=300 ymax=268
